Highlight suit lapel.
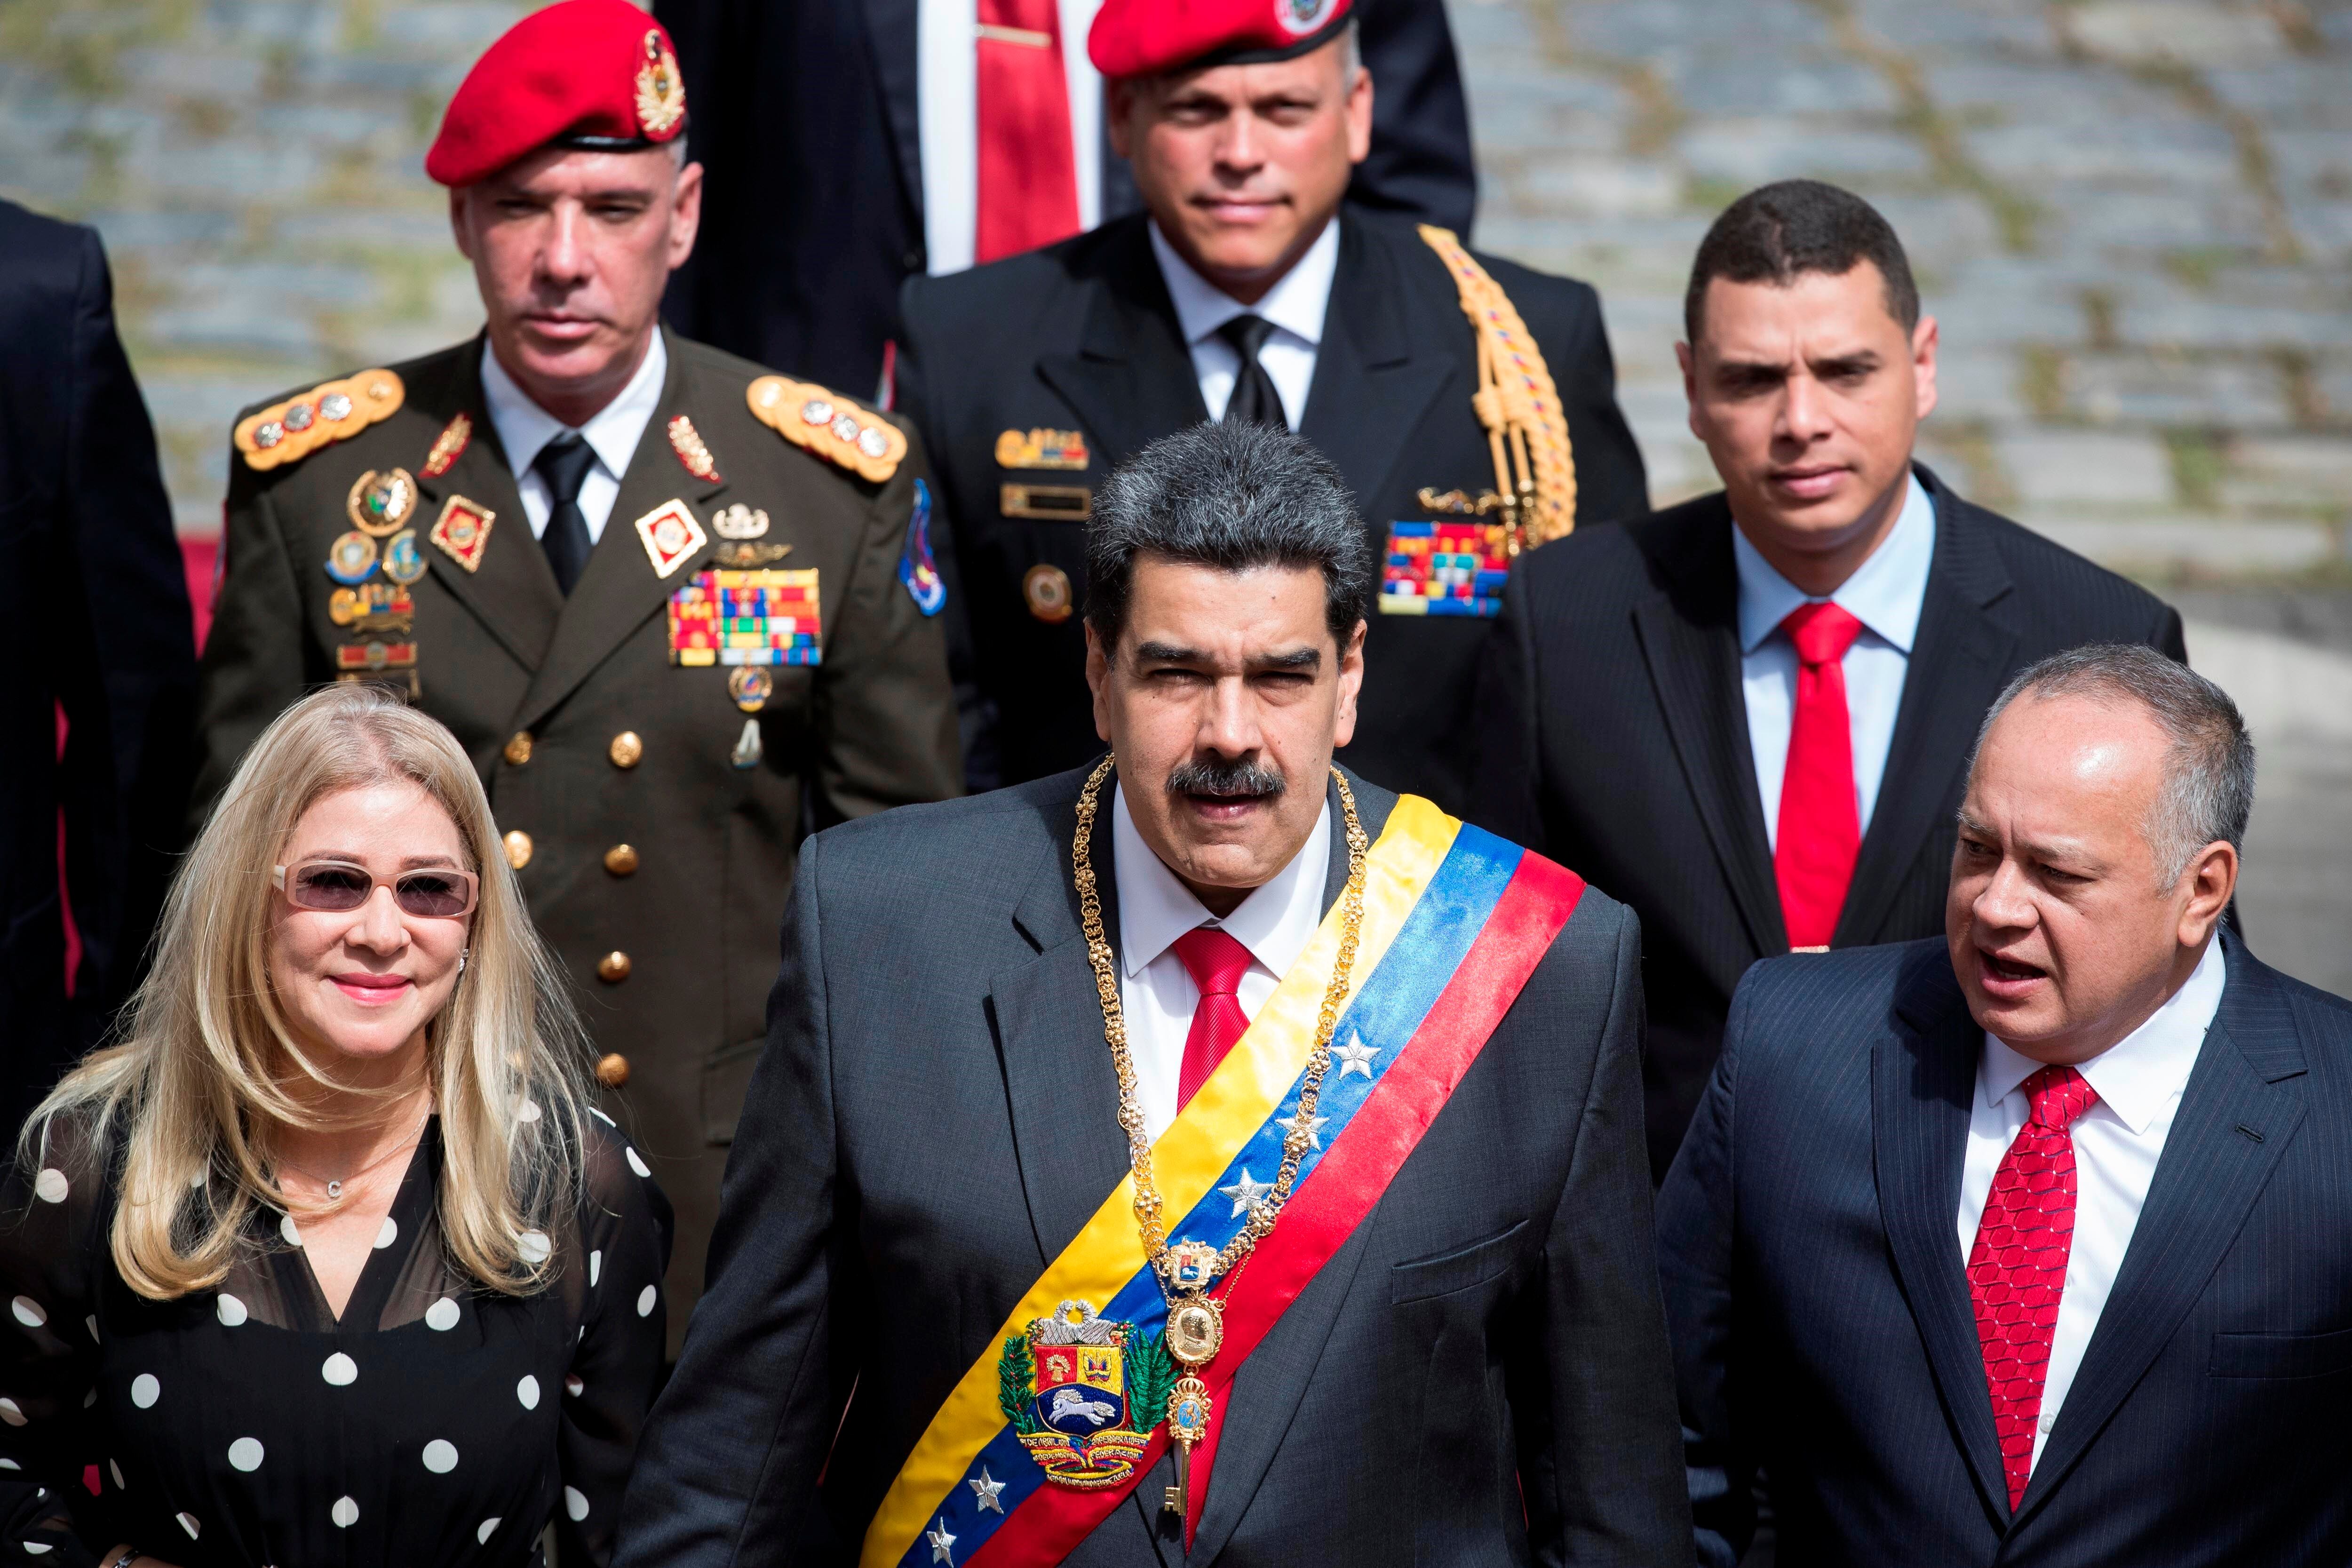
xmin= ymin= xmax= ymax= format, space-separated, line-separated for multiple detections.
xmin=1298 ymin=218 xmax=1450 ymax=514
xmin=1036 ymin=219 xmax=1210 ymax=467
xmin=1875 ymin=949 xmax=2010 ymax=1517
xmin=1835 ymin=472 xmax=2019 ymax=946
xmin=1629 ymin=504 xmax=1786 ymax=958
xmin=512 ymin=333 xmax=728 ymax=735
xmin=2015 ymin=938 xmax=2306 ymax=1525
xmin=412 ymin=344 xmax=562 ymax=672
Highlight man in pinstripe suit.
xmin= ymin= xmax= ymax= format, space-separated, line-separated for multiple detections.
xmin=1658 ymin=644 xmax=2352 ymax=1566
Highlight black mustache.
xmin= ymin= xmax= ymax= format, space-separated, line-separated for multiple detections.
xmin=1165 ymin=757 xmax=1287 ymax=799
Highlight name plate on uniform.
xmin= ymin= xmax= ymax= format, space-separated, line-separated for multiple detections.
xmin=1000 ymin=482 xmax=1092 ymax=521
xmin=666 ymin=568 xmax=823 ymax=668
xmin=1378 ymin=521 xmax=1509 ymax=617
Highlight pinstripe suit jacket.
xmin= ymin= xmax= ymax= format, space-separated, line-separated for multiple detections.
xmin=1656 ymin=934 xmax=2352 ymax=1567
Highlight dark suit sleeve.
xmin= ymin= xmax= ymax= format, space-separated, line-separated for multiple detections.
xmin=1654 ymin=978 xmax=1755 ymax=1568
xmin=55 ymin=225 xmax=197 ymax=1047
xmin=1467 ymin=557 xmax=1546 ymax=849
xmin=1350 ymin=0 xmax=1478 ymax=236
xmin=613 ymin=838 xmax=852 ymax=1568
xmin=191 ymin=448 xmax=315 ymax=828
xmin=810 ymin=435 xmax=962 ymax=824
xmin=1526 ymin=902 xmax=1692 ymax=1563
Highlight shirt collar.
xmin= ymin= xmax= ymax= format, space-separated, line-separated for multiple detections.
xmin=1733 ymin=469 xmax=1936 ymax=655
xmin=1109 ymin=781 xmax=1330 ymax=985
xmin=1979 ymin=936 xmax=2228 ymax=1135
xmin=1147 ymin=215 xmax=1340 ymax=352
xmin=478 ymin=330 xmax=669 ymax=482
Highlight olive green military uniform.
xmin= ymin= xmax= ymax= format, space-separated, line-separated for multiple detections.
xmin=194 ymin=329 xmax=961 ymax=1347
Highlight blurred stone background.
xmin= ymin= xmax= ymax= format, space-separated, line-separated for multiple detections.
xmin=2 ymin=0 xmax=2345 ymax=987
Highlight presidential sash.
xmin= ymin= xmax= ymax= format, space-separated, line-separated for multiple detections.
xmin=863 ymin=796 xmax=1585 ymax=1568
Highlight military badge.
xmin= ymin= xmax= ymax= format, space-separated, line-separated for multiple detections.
xmin=994 ymin=427 xmax=1089 ymax=470
xmin=325 ymin=531 xmax=379 ymax=586
xmin=428 ymin=496 xmax=495 ymax=573
xmin=1023 ymin=562 xmax=1073 ymax=623
xmin=632 ymin=499 xmax=709 ymax=580
xmin=727 ymin=666 xmax=773 ymax=713
xmin=1378 ymin=520 xmax=1510 ymax=617
xmin=328 ymin=581 xmax=414 ymax=634
xmin=1279 ymin=0 xmax=1343 ymax=34
xmin=334 ymin=640 xmax=415 ymax=675
xmin=421 ymin=413 xmax=472 ymax=479
xmin=730 ymin=717 xmax=764 ymax=770
xmin=634 ymin=28 xmax=686 ymax=137
xmin=381 ymin=528 xmax=426 ymax=586
xmin=666 ymin=568 xmax=821 ymax=668
xmin=710 ymin=502 xmax=769 ymax=540
xmin=714 ymin=541 xmax=791 ymax=567
xmin=996 ymin=1302 xmax=1174 ymax=1490
xmin=1001 ymin=482 xmax=1091 ymax=521
xmin=667 ymin=414 xmax=723 ymax=483
xmin=898 ymin=478 xmax=946 ymax=617
xmin=347 ymin=468 xmax=418 ymax=536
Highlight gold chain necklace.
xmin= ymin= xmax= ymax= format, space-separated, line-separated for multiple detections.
xmin=1072 ymin=755 xmax=1368 ymax=1516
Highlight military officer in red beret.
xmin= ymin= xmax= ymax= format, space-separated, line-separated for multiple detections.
xmin=897 ymin=0 xmax=1650 ymax=815
xmin=193 ymin=0 xmax=962 ymax=1347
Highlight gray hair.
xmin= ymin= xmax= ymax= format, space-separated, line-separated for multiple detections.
xmin=1084 ymin=419 xmax=1373 ymax=649
xmin=1968 ymin=643 xmax=2256 ymax=887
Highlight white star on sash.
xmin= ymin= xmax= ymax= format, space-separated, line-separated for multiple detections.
xmin=1281 ymin=1107 xmax=1330 ymax=1150
xmin=1333 ymin=1032 xmax=1378 ymax=1078
xmin=968 ymin=1467 xmax=1006 ymax=1513
xmin=1219 ymin=1168 xmax=1273 ymax=1218
xmin=928 ymin=1518 xmax=957 ymax=1563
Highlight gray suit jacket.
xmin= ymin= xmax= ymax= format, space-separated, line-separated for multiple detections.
xmin=615 ymin=765 xmax=1689 ymax=1565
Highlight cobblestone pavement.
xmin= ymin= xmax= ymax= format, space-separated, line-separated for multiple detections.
xmin=0 ymin=0 xmax=2344 ymax=985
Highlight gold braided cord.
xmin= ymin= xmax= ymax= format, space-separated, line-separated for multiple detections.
xmin=1418 ymin=224 xmax=1580 ymax=549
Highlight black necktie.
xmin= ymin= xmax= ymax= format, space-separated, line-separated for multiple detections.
xmin=533 ymin=432 xmax=596 ymax=595
xmin=1216 ymin=314 xmax=1287 ymax=430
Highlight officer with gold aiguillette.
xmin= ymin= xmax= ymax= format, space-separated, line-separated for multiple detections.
xmin=192 ymin=0 xmax=961 ymax=1344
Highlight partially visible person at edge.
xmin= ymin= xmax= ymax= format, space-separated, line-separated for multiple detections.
xmin=897 ymin=0 xmax=1647 ymax=811
xmin=192 ymin=0 xmax=961 ymax=1351
xmin=0 ymin=685 xmax=671 ymax=1567
xmin=610 ymin=419 xmax=1686 ymax=1568
xmin=1473 ymin=179 xmax=2187 ymax=1176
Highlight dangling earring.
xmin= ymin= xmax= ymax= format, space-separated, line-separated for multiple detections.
xmin=457 ymin=947 xmax=470 ymax=975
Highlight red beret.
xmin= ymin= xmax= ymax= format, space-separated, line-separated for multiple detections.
xmin=1089 ymin=0 xmax=1355 ymax=80
xmin=425 ymin=0 xmax=688 ymax=188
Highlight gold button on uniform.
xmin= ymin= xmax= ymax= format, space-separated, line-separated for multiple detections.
xmin=596 ymin=951 xmax=632 ymax=983
xmin=502 ymin=829 xmax=533 ymax=869
xmin=609 ymin=731 xmax=644 ymax=769
xmin=595 ymin=1052 xmax=631 ymax=1088
xmin=604 ymin=844 xmax=640 ymax=876
xmin=503 ymin=732 xmax=532 ymax=766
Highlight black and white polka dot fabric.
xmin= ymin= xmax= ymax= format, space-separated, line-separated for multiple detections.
xmin=0 ymin=1113 xmax=670 ymax=1566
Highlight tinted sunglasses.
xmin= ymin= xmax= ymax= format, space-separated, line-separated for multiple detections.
xmin=272 ymin=860 xmax=479 ymax=919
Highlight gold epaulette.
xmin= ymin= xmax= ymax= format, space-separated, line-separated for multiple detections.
xmin=1417 ymin=226 xmax=1578 ymax=550
xmin=234 ymin=370 xmax=405 ymax=471
xmin=746 ymin=376 xmax=906 ymax=484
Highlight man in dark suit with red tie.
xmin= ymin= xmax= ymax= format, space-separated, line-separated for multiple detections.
xmin=1473 ymin=181 xmax=2186 ymax=1175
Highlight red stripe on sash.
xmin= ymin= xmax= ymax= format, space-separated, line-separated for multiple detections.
xmin=965 ymin=852 xmax=1584 ymax=1565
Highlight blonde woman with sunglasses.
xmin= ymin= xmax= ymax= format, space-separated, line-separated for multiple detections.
xmin=0 ymin=684 xmax=671 ymax=1567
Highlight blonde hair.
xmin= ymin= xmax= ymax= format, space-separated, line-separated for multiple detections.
xmin=24 ymin=684 xmax=593 ymax=1300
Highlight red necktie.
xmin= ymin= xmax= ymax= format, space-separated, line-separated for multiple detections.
xmin=974 ymin=0 xmax=1081 ymax=263
xmin=1172 ymin=927 xmax=1254 ymax=1113
xmin=1773 ymin=602 xmax=1866 ymax=949
xmin=1968 ymin=1064 xmax=2099 ymax=1510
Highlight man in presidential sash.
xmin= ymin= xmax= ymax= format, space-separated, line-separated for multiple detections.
xmin=615 ymin=420 xmax=1687 ymax=1566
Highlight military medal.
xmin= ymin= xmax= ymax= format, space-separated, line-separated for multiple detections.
xmin=421 ymin=413 xmax=471 ymax=478
xmin=633 ymin=498 xmax=708 ymax=580
xmin=347 ymin=467 xmax=418 ymax=536
xmin=710 ymin=502 xmax=769 ymax=539
xmin=429 ymin=496 xmax=494 ymax=572
xmin=667 ymin=414 xmax=723 ymax=483
xmin=727 ymin=667 xmax=772 ymax=712
xmin=1065 ymin=756 xmax=1369 ymax=1518
xmin=1024 ymin=563 xmax=1073 ymax=623
xmin=381 ymin=528 xmax=426 ymax=586
xmin=325 ymin=530 xmax=379 ymax=585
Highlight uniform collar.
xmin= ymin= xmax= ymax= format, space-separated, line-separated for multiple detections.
xmin=1979 ymin=935 xmax=2228 ymax=1136
xmin=1733 ymin=468 xmax=1936 ymax=656
xmin=1109 ymin=780 xmax=1330 ymax=984
xmin=477 ymin=330 xmax=669 ymax=483
xmin=1147 ymin=214 xmax=1341 ymax=352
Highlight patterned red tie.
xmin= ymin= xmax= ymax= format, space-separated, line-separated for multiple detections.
xmin=1172 ymin=927 xmax=1255 ymax=1113
xmin=1773 ymin=602 xmax=1866 ymax=949
xmin=974 ymin=0 xmax=1081 ymax=263
xmin=1967 ymin=1064 xmax=2099 ymax=1511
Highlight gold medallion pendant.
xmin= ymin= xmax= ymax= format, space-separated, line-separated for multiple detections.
xmin=1068 ymin=756 xmax=1369 ymax=1517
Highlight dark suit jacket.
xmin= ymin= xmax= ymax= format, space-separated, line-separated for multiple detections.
xmin=0 ymin=200 xmax=196 ymax=1130
xmin=1472 ymin=469 xmax=2186 ymax=1174
xmin=655 ymin=0 xmax=1479 ymax=398
xmin=898 ymin=208 xmax=1648 ymax=810
xmin=1657 ymin=935 xmax=2352 ymax=1567
xmin=612 ymin=766 xmax=1689 ymax=1566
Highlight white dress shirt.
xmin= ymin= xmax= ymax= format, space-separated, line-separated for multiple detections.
xmin=916 ymin=0 xmax=1104 ymax=278
xmin=1736 ymin=472 xmax=1936 ymax=848
xmin=1148 ymin=216 xmax=1340 ymax=431
xmin=1111 ymin=782 xmax=1330 ymax=1143
xmin=477 ymin=333 xmax=668 ymax=547
xmin=1955 ymin=937 xmax=2228 ymax=1470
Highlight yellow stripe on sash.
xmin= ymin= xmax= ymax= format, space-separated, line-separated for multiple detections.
xmin=860 ymin=797 xmax=1462 ymax=1568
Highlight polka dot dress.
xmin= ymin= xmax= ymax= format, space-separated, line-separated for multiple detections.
xmin=0 ymin=1116 xmax=671 ymax=1566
